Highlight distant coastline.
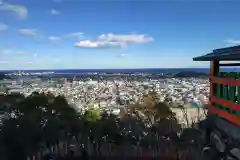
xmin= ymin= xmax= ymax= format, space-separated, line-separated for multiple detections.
xmin=0 ymin=68 xmax=211 ymax=74
xmin=0 ymin=67 xmax=239 ymax=72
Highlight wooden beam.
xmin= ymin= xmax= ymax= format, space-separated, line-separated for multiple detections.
xmin=211 ymin=96 xmax=240 ymax=112
xmin=210 ymin=61 xmax=219 ymax=99
xmin=209 ymin=106 xmax=240 ymax=125
xmin=210 ymin=76 xmax=240 ymax=86
xmin=219 ymin=63 xmax=240 ymax=67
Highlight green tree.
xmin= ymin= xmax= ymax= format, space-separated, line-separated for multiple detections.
xmin=154 ymin=102 xmax=175 ymax=120
xmin=142 ymin=94 xmax=175 ymax=125
xmin=0 ymin=92 xmax=81 ymax=160
xmin=0 ymin=92 xmax=202 ymax=159
xmin=152 ymin=117 xmax=181 ymax=137
xmin=84 ymin=107 xmax=101 ymax=123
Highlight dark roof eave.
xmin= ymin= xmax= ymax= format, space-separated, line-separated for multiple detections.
xmin=193 ymin=56 xmax=210 ymax=61
xmin=193 ymin=54 xmax=240 ymax=61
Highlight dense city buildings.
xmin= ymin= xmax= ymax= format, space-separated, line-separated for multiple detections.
xmin=0 ymin=72 xmax=208 ymax=127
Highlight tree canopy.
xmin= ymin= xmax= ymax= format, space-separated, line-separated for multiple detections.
xmin=0 ymin=92 xmax=203 ymax=160
xmin=84 ymin=107 xmax=101 ymax=123
xmin=0 ymin=93 xmax=80 ymax=159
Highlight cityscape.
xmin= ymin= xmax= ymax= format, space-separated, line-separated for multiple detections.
xmin=0 ymin=70 xmax=208 ymax=127
xmin=1 ymin=0 xmax=240 ymax=159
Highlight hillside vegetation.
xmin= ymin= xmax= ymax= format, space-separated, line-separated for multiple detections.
xmin=0 ymin=92 xmax=205 ymax=160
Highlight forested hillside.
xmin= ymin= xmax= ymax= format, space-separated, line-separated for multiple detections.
xmin=0 ymin=92 xmax=204 ymax=160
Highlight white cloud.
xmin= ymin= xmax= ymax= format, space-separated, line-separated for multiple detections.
xmin=119 ymin=54 xmax=126 ymax=58
xmin=0 ymin=60 xmax=8 ymax=64
xmin=2 ymin=49 xmax=11 ymax=55
xmin=0 ymin=23 xmax=8 ymax=31
xmin=75 ymin=33 xmax=153 ymax=48
xmin=5 ymin=49 xmax=38 ymax=57
xmin=0 ymin=0 xmax=28 ymax=19
xmin=67 ymin=32 xmax=84 ymax=37
xmin=50 ymin=9 xmax=60 ymax=15
xmin=27 ymin=61 xmax=34 ymax=64
xmin=18 ymin=28 xmax=37 ymax=37
xmin=226 ymin=39 xmax=240 ymax=45
xmin=49 ymin=32 xmax=83 ymax=41
xmin=11 ymin=50 xmax=38 ymax=57
xmin=98 ymin=33 xmax=153 ymax=44
xmin=49 ymin=36 xmax=61 ymax=41
xmin=1 ymin=49 xmax=15 ymax=55
xmin=75 ymin=40 xmax=124 ymax=48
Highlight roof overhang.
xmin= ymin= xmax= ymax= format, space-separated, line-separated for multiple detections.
xmin=193 ymin=45 xmax=240 ymax=61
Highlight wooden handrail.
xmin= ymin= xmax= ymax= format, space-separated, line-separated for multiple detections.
xmin=211 ymin=96 xmax=240 ymax=112
xmin=209 ymin=106 xmax=240 ymax=125
xmin=210 ymin=76 xmax=240 ymax=86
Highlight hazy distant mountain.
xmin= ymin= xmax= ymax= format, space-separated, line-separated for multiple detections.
xmin=0 ymin=73 xmax=10 ymax=80
xmin=173 ymin=71 xmax=208 ymax=78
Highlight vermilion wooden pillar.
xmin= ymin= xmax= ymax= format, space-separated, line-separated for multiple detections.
xmin=209 ymin=60 xmax=219 ymax=108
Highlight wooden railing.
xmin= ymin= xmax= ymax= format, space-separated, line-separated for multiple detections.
xmin=210 ymin=76 xmax=240 ymax=86
xmin=209 ymin=74 xmax=240 ymax=125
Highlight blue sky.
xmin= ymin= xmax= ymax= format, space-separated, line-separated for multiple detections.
xmin=0 ymin=0 xmax=240 ymax=69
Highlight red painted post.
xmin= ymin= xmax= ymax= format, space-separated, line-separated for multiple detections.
xmin=209 ymin=60 xmax=219 ymax=112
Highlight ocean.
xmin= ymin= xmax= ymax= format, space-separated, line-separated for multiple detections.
xmin=0 ymin=68 xmax=239 ymax=74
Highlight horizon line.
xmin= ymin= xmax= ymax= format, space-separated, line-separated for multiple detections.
xmin=0 ymin=67 xmax=211 ymax=71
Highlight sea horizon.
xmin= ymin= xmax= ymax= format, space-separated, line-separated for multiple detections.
xmin=0 ymin=68 xmax=210 ymax=73
xmin=0 ymin=67 xmax=210 ymax=71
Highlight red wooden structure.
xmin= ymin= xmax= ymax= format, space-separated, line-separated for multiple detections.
xmin=193 ymin=45 xmax=240 ymax=142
